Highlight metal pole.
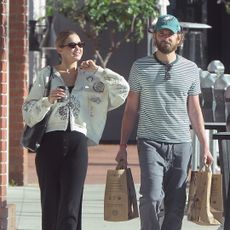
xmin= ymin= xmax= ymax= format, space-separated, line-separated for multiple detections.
xmin=147 ymin=0 xmax=170 ymax=55
xmin=157 ymin=0 xmax=170 ymax=15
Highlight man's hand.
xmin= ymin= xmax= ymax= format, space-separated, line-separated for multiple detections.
xmin=202 ymin=147 xmax=214 ymax=166
xmin=115 ymin=146 xmax=128 ymax=169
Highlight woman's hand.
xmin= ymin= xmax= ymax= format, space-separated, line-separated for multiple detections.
xmin=48 ymin=87 xmax=66 ymax=104
xmin=80 ymin=60 xmax=99 ymax=73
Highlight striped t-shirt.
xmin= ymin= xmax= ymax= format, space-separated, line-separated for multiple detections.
xmin=129 ymin=54 xmax=200 ymax=143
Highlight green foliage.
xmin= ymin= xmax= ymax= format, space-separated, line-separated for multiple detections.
xmin=217 ymin=0 xmax=230 ymax=14
xmin=46 ymin=0 xmax=159 ymax=67
xmin=52 ymin=0 xmax=158 ymax=40
xmin=225 ymin=1 xmax=230 ymax=14
xmin=9 ymin=179 xmax=17 ymax=186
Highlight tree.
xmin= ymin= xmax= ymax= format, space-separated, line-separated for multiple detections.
xmin=217 ymin=0 xmax=230 ymax=14
xmin=47 ymin=0 xmax=159 ymax=67
xmin=224 ymin=1 xmax=230 ymax=13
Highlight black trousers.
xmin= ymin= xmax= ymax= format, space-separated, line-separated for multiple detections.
xmin=36 ymin=131 xmax=88 ymax=230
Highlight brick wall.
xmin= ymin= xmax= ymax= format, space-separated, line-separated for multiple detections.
xmin=9 ymin=0 xmax=28 ymax=185
xmin=0 ymin=1 xmax=17 ymax=229
xmin=0 ymin=0 xmax=8 ymax=206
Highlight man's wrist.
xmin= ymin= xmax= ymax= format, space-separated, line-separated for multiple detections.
xmin=119 ymin=143 xmax=127 ymax=148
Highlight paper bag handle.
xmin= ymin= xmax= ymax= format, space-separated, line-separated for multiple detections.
xmin=116 ymin=162 xmax=127 ymax=170
xmin=200 ymin=164 xmax=212 ymax=172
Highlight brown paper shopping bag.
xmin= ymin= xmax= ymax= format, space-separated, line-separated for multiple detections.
xmin=187 ymin=165 xmax=220 ymax=225
xmin=210 ymin=173 xmax=223 ymax=223
xmin=104 ymin=168 xmax=139 ymax=221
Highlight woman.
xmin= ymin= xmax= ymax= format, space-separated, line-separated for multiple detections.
xmin=22 ymin=30 xmax=129 ymax=230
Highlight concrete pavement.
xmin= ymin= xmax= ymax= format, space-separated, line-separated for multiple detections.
xmin=8 ymin=144 xmax=222 ymax=230
xmin=7 ymin=184 xmax=221 ymax=230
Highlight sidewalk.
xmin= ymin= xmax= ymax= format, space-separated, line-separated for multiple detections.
xmin=7 ymin=185 xmax=220 ymax=230
xmin=8 ymin=144 xmax=221 ymax=230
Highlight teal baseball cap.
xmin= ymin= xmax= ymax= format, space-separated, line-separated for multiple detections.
xmin=154 ymin=14 xmax=181 ymax=34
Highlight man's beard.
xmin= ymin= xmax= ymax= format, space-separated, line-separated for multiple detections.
xmin=155 ymin=40 xmax=177 ymax=54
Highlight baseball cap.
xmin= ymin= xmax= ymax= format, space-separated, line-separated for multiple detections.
xmin=154 ymin=14 xmax=181 ymax=34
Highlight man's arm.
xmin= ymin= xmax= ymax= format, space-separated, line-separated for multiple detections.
xmin=115 ymin=91 xmax=140 ymax=167
xmin=188 ymin=95 xmax=214 ymax=165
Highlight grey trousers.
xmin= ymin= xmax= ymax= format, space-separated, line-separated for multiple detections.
xmin=137 ymin=139 xmax=192 ymax=230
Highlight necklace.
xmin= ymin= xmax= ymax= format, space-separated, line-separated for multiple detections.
xmin=58 ymin=63 xmax=77 ymax=74
xmin=59 ymin=68 xmax=78 ymax=86
xmin=59 ymin=68 xmax=76 ymax=75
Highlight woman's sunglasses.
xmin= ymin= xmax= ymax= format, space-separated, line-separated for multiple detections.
xmin=61 ymin=41 xmax=85 ymax=49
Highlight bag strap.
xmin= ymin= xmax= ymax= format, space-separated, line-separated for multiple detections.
xmin=126 ymin=168 xmax=139 ymax=217
xmin=43 ymin=66 xmax=53 ymax=97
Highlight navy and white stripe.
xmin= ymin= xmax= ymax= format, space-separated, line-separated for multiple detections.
xmin=129 ymin=54 xmax=200 ymax=143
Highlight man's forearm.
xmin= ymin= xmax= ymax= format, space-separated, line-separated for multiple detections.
xmin=120 ymin=110 xmax=138 ymax=145
xmin=189 ymin=106 xmax=209 ymax=148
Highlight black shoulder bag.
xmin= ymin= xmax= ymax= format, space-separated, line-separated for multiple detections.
xmin=20 ymin=67 xmax=53 ymax=152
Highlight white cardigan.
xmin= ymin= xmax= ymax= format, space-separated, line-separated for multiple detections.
xmin=22 ymin=65 xmax=129 ymax=146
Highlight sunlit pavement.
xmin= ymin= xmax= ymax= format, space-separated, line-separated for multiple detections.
xmin=8 ymin=144 xmax=221 ymax=230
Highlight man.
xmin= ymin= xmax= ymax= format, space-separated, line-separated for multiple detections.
xmin=116 ymin=14 xmax=213 ymax=230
